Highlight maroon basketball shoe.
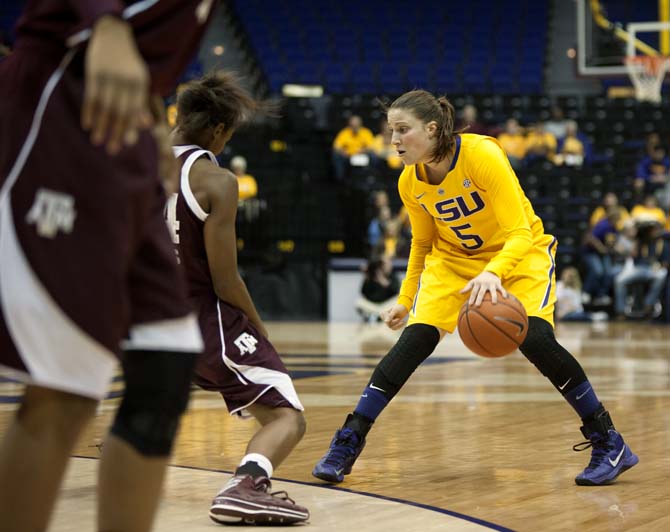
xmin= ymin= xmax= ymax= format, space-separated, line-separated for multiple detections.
xmin=209 ymin=475 xmax=309 ymax=525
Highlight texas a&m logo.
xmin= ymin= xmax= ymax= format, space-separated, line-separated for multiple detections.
xmin=234 ymin=332 xmax=258 ymax=355
xmin=26 ymin=188 xmax=77 ymax=238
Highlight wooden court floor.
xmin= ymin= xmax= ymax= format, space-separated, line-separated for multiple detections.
xmin=1 ymin=321 xmax=669 ymax=531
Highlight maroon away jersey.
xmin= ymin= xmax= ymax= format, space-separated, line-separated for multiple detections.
xmin=14 ymin=0 xmax=216 ymax=95
xmin=167 ymin=145 xmax=220 ymax=296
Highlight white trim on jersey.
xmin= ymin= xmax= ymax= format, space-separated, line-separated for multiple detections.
xmin=172 ymin=144 xmax=202 ymax=157
xmin=176 ymin=147 xmax=218 ymax=222
xmin=66 ymin=0 xmax=162 ymax=48
xmin=0 ymin=200 xmax=118 ymax=400
xmin=215 ymin=301 xmax=304 ymax=416
xmin=232 ymin=385 xmax=277 ymax=418
xmin=122 ymin=315 xmax=203 ymax=352
xmin=0 ymin=49 xmax=119 ymax=399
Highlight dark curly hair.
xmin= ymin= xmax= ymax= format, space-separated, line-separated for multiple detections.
xmin=176 ymin=71 xmax=271 ymax=142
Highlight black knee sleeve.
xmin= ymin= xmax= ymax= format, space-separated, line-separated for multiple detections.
xmin=369 ymin=323 xmax=440 ymax=399
xmin=111 ymin=350 xmax=196 ymax=456
xmin=519 ymin=317 xmax=587 ymax=394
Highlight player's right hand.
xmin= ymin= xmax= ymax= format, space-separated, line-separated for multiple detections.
xmin=381 ymin=304 xmax=409 ymax=330
xmin=82 ymin=15 xmax=150 ymax=155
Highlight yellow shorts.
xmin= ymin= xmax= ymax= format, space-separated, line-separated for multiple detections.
xmin=408 ymin=234 xmax=557 ymax=332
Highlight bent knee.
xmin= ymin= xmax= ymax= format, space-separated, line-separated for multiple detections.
xmin=254 ymin=405 xmax=306 ymax=439
xmin=293 ymin=410 xmax=307 ymax=439
xmin=276 ymin=407 xmax=307 ymax=439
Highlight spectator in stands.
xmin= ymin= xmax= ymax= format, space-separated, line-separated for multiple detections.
xmin=458 ymin=104 xmax=489 ymax=136
xmin=367 ymin=189 xmax=410 ymax=257
xmin=555 ymin=267 xmax=608 ymax=322
xmin=554 ymin=120 xmax=585 ymax=167
xmin=630 ymin=194 xmax=668 ymax=229
xmin=166 ymin=102 xmax=177 ymax=128
xmin=230 ymin=155 xmax=262 ymax=222
xmin=368 ymin=204 xmax=393 ymax=252
xmin=644 ymin=132 xmax=661 ymax=158
xmin=524 ymin=121 xmax=557 ymax=166
xmin=231 ymin=155 xmax=258 ymax=201
xmin=545 ymin=105 xmax=569 ymax=140
xmin=355 ymin=254 xmax=400 ymax=322
xmin=332 ymin=114 xmax=376 ymax=181
xmin=589 ymin=192 xmax=630 ymax=230
xmin=367 ymin=190 xmax=391 ymax=251
xmin=634 ymin=144 xmax=670 ymax=199
xmin=393 ymin=206 xmax=412 ymax=258
xmin=611 ymin=218 xmax=639 ymax=279
xmin=613 ymin=219 xmax=668 ymax=319
xmin=371 ymin=119 xmax=403 ymax=173
xmin=497 ymin=118 xmax=526 ymax=170
xmin=581 ymin=206 xmax=621 ymax=305
xmin=166 ymin=83 xmax=187 ymax=128
xmin=381 ymin=215 xmax=404 ymax=258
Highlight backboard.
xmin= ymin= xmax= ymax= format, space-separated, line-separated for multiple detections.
xmin=576 ymin=0 xmax=670 ymax=77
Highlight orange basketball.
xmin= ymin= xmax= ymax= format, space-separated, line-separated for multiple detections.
xmin=457 ymin=292 xmax=528 ymax=358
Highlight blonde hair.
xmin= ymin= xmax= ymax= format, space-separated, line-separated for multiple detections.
xmin=560 ymin=267 xmax=582 ymax=290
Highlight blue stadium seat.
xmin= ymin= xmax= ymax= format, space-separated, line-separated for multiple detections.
xmin=231 ymin=0 xmax=548 ymax=95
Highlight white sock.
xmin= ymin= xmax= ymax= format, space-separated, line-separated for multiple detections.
xmin=238 ymin=453 xmax=274 ymax=479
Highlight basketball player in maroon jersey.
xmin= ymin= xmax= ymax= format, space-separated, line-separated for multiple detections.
xmin=0 ymin=1 xmax=216 ymax=531
xmin=167 ymin=72 xmax=309 ymax=525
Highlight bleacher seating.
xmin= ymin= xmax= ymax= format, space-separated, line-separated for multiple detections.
xmin=232 ymin=0 xmax=548 ymax=96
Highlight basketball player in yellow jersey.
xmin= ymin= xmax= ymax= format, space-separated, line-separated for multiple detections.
xmin=394 ymin=132 xmax=556 ymax=329
xmin=313 ymin=90 xmax=638 ymax=487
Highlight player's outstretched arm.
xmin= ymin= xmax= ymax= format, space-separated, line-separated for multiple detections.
xmin=82 ymin=15 xmax=150 ymax=155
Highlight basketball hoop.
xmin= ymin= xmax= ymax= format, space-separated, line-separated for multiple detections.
xmin=624 ymin=55 xmax=670 ymax=103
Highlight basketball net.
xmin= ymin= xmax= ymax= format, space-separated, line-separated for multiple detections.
xmin=624 ymin=55 xmax=670 ymax=103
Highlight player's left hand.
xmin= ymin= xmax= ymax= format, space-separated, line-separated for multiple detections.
xmin=460 ymin=271 xmax=507 ymax=306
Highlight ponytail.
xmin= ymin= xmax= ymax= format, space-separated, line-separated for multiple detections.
xmin=433 ymin=97 xmax=457 ymax=163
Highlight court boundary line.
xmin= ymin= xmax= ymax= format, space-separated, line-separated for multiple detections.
xmin=70 ymin=455 xmax=516 ymax=532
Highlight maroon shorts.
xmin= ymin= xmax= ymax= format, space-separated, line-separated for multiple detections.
xmin=0 ymin=46 xmax=202 ymax=399
xmin=191 ymin=293 xmax=303 ymax=416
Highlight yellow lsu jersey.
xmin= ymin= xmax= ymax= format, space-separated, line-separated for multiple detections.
xmin=397 ymin=134 xmax=555 ymax=323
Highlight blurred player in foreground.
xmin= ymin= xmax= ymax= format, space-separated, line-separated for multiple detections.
xmin=0 ymin=1 xmax=216 ymax=530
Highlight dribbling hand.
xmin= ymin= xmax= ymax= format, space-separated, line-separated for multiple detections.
xmin=460 ymin=270 xmax=507 ymax=306
xmin=82 ymin=16 xmax=150 ymax=155
xmin=380 ymin=304 xmax=409 ymax=330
